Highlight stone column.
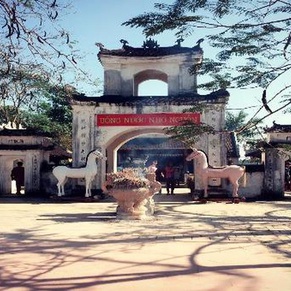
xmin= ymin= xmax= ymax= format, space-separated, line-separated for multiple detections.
xmin=263 ymin=148 xmax=284 ymax=199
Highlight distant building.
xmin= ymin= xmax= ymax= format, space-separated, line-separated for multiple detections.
xmin=0 ymin=128 xmax=71 ymax=195
xmin=261 ymin=122 xmax=291 ymax=198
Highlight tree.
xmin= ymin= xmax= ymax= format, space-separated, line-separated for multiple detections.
xmin=0 ymin=1 xmax=87 ymax=149
xmin=165 ymin=105 xmax=215 ymax=148
xmin=22 ymin=84 xmax=74 ymax=150
xmin=225 ymin=110 xmax=262 ymax=143
xmin=0 ymin=60 xmax=74 ymax=149
xmin=1 ymin=0 xmax=77 ymax=77
xmin=22 ymin=95 xmax=73 ymax=150
xmin=0 ymin=0 xmax=97 ymax=89
xmin=0 ymin=61 xmax=50 ymax=127
xmin=123 ymin=0 xmax=291 ymax=131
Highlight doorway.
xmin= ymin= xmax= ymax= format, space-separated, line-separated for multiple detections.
xmin=11 ymin=159 xmax=25 ymax=195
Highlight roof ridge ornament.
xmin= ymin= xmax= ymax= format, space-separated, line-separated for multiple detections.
xmin=120 ymin=39 xmax=129 ymax=47
xmin=97 ymin=38 xmax=204 ymax=57
xmin=175 ymin=37 xmax=184 ymax=47
xmin=142 ymin=38 xmax=159 ymax=49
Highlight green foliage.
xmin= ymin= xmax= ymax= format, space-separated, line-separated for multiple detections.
xmin=165 ymin=120 xmax=215 ymax=148
xmin=225 ymin=110 xmax=262 ymax=142
xmin=0 ymin=62 xmax=50 ymax=125
xmin=165 ymin=105 xmax=215 ymax=148
xmin=0 ymin=1 xmax=82 ymax=149
xmin=21 ymin=86 xmax=73 ymax=150
xmin=165 ymin=109 xmax=262 ymax=150
xmin=0 ymin=59 xmax=73 ymax=149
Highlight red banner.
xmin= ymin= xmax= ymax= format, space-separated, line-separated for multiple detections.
xmin=96 ymin=113 xmax=200 ymax=127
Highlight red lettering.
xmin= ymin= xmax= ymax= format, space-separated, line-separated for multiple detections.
xmin=96 ymin=113 xmax=200 ymax=126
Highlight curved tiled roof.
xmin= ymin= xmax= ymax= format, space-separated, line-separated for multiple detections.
xmin=264 ymin=122 xmax=291 ymax=133
xmin=72 ymin=90 xmax=230 ymax=106
xmin=97 ymin=38 xmax=203 ymax=59
xmin=0 ymin=129 xmax=71 ymax=158
xmin=0 ymin=128 xmax=49 ymax=136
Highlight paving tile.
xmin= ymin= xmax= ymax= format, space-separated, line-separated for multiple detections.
xmin=1 ymin=194 xmax=291 ymax=290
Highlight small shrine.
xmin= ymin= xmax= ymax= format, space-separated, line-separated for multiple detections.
xmin=0 ymin=128 xmax=71 ymax=195
xmin=262 ymin=122 xmax=291 ymax=198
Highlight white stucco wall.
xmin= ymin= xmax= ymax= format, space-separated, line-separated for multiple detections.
xmin=72 ymin=99 xmax=227 ymax=190
xmin=101 ymin=53 xmax=202 ymax=96
xmin=0 ymin=135 xmax=56 ymax=195
xmin=228 ymin=171 xmax=264 ymax=198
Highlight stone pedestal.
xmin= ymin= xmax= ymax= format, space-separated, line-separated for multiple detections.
xmin=108 ymin=188 xmax=154 ymax=220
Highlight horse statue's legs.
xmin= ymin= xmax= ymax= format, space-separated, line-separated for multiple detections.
xmin=85 ymin=177 xmax=93 ymax=198
xmin=202 ymin=177 xmax=209 ymax=198
xmin=61 ymin=184 xmax=65 ymax=196
xmin=85 ymin=184 xmax=89 ymax=198
xmin=61 ymin=181 xmax=66 ymax=196
xmin=56 ymin=183 xmax=63 ymax=196
xmin=56 ymin=178 xmax=67 ymax=196
xmin=231 ymin=180 xmax=239 ymax=198
xmin=56 ymin=183 xmax=62 ymax=196
xmin=85 ymin=188 xmax=91 ymax=198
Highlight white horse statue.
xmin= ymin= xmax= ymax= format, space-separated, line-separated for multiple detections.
xmin=52 ymin=149 xmax=106 ymax=197
xmin=186 ymin=148 xmax=245 ymax=199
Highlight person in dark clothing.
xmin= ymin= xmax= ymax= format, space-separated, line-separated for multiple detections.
xmin=164 ymin=162 xmax=175 ymax=195
xmin=11 ymin=162 xmax=24 ymax=195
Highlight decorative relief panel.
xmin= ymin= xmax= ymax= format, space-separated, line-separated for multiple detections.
xmin=78 ymin=115 xmax=90 ymax=165
xmin=264 ymin=149 xmax=274 ymax=191
xmin=207 ymin=135 xmax=222 ymax=186
xmin=31 ymin=154 xmax=39 ymax=190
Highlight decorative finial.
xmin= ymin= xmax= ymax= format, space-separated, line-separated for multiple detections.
xmin=196 ymin=38 xmax=204 ymax=47
xmin=176 ymin=37 xmax=184 ymax=47
xmin=120 ymin=39 xmax=129 ymax=48
xmin=95 ymin=42 xmax=104 ymax=50
xmin=142 ymin=38 xmax=159 ymax=49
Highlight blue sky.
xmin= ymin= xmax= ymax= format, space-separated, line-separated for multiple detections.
xmin=60 ymin=0 xmax=290 ymax=127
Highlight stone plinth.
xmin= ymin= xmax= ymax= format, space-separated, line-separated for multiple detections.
xmin=108 ymin=187 xmax=154 ymax=220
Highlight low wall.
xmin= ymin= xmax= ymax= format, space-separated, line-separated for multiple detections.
xmin=238 ymin=172 xmax=264 ymax=198
xmin=227 ymin=164 xmax=264 ymax=198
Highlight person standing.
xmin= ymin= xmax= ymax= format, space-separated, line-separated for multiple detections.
xmin=164 ymin=162 xmax=175 ymax=195
xmin=146 ymin=160 xmax=162 ymax=195
xmin=11 ymin=162 xmax=24 ymax=195
xmin=148 ymin=160 xmax=158 ymax=175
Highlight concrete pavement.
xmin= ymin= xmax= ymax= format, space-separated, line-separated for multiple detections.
xmin=1 ymin=191 xmax=291 ymax=291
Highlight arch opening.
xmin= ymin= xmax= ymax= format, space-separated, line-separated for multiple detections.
xmin=105 ymin=129 xmax=193 ymax=186
xmin=134 ymin=70 xmax=168 ymax=96
xmin=138 ymin=80 xmax=168 ymax=96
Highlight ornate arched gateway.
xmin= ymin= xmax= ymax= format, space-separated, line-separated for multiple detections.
xmin=71 ymin=39 xmax=230 ymax=191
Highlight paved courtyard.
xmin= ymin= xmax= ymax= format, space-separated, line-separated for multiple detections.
xmin=1 ymin=192 xmax=291 ymax=291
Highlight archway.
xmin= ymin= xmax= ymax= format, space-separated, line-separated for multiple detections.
xmin=106 ymin=128 xmax=166 ymax=173
xmin=105 ymin=128 xmax=193 ymax=191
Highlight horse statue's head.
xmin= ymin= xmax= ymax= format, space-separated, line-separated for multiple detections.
xmin=91 ymin=149 xmax=107 ymax=160
xmin=186 ymin=148 xmax=202 ymax=161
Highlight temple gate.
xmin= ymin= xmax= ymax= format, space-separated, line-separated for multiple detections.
xmin=71 ymin=39 xmax=230 ymax=191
